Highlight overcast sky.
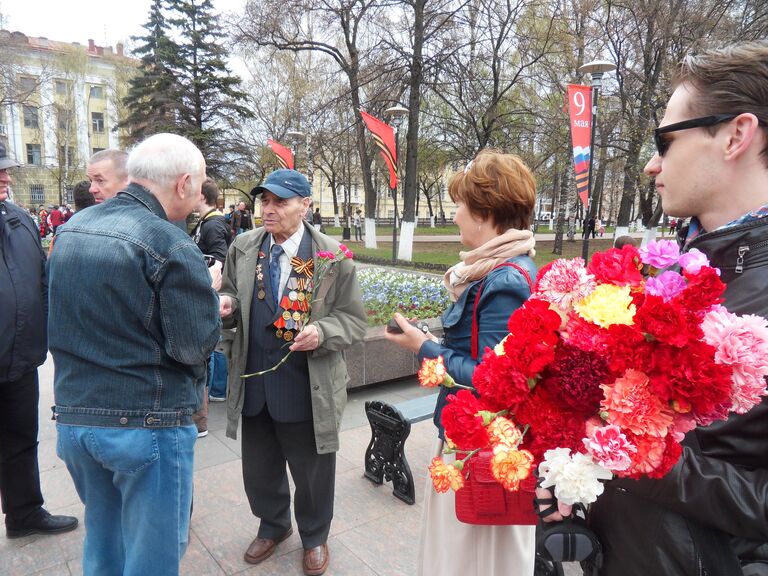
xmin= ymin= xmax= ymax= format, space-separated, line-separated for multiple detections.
xmin=0 ymin=0 xmax=247 ymax=50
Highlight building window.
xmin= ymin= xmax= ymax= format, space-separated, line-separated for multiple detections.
xmin=58 ymin=146 xmax=76 ymax=167
xmin=57 ymin=107 xmax=73 ymax=131
xmin=55 ymin=80 xmax=69 ymax=96
xmin=19 ymin=76 xmax=37 ymax=94
xmin=26 ymin=144 xmax=42 ymax=165
xmin=23 ymin=105 xmax=39 ymax=129
xmin=30 ymin=184 xmax=45 ymax=203
xmin=89 ymin=85 xmax=104 ymax=99
xmin=91 ymin=112 xmax=104 ymax=133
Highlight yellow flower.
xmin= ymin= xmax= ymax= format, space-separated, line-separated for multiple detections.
xmin=490 ymin=445 xmax=534 ymax=492
xmin=417 ymin=356 xmax=455 ymax=388
xmin=428 ymin=457 xmax=465 ymax=493
xmin=487 ymin=416 xmax=522 ymax=449
xmin=574 ymin=284 xmax=636 ymax=328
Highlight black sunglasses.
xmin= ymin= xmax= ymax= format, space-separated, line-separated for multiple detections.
xmin=653 ymin=114 xmax=738 ymax=157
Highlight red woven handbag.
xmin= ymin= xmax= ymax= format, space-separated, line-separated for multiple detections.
xmin=454 ymin=449 xmax=537 ymax=525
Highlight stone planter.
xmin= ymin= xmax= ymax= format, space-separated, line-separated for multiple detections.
xmin=346 ymin=318 xmax=443 ymax=389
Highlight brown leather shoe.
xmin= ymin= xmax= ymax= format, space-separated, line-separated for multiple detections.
xmin=303 ymin=543 xmax=329 ymax=576
xmin=243 ymin=527 xmax=293 ymax=565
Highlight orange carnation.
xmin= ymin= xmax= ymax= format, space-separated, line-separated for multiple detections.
xmin=487 ymin=416 xmax=523 ymax=449
xmin=601 ymin=369 xmax=675 ymax=437
xmin=418 ymin=356 xmax=449 ymax=388
xmin=428 ymin=457 xmax=464 ymax=493
xmin=490 ymin=445 xmax=534 ymax=491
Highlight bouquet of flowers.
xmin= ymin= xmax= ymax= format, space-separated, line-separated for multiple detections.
xmin=421 ymin=240 xmax=768 ymax=507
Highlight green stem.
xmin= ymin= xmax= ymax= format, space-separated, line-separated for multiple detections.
xmin=241 ymin=348 xmax=293 ymax=378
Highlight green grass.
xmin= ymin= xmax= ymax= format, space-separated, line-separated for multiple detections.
xmin=350 ymin=238 xmax=619 ymax=271
xmin=324 ymin=224 xmax=460 ymax=236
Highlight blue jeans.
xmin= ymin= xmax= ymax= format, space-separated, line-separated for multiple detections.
xmin=208 ymin=351 xmax=228 ymax=399
xmin=57 ymin=424 xmax=197 ymax=576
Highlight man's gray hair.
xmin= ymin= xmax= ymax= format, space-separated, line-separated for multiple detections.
xmin=89 ymin=149 xmax=128 ymax=179
xmin=126 ymin=134 xmax=205 ymax=188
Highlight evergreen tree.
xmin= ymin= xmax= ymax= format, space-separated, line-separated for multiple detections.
xmin=119 ymin=0 xmax=182 ymax=145
xmin=166 ymin=0 xmax=253 ymax=177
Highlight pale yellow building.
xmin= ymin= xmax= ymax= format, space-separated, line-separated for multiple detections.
xmin=0 ymin=30 xmax=134 ymax=208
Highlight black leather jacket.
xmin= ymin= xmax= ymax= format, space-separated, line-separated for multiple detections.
xmin=590 ymin=217 xmax=768 ymax=576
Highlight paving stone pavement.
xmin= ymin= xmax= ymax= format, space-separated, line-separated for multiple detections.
xmin=0 ymin=356 xmax=581 ymax=576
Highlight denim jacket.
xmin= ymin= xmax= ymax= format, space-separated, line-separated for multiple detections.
xmin=48 ymin=184 xmax=221 ymax=428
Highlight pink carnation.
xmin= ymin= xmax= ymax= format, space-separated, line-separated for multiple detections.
xmin=701 ymin=306 xmax=768 ymax=413
xmin=678 ymin=249 xmax=710 ymax=274
xmin=338 ymin=243 xmax=348 ymax=252
xmin=583 ymin=425 xmax=637 ymax=471
xmin=639 ymin=240 xmax=680 ymax=269
xmin=343 ymin=249 xmax=354 ymax=259
xmin=534 ymin=258 xmax=596 ymax=312
xmin=645 ymin=271 xmax=687 ymax=302
xmin=316 ymin=251 xmax=335 ymax=260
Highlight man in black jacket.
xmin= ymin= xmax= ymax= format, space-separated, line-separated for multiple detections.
xmin=0 ymin=141 xmax=78 ymax=538
xmin=192 ymin=178 xmax=231 ymax=264
xmin=539 ymin=40 xmax=768 ymax=575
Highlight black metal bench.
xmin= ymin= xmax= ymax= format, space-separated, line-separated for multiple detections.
xmin=363 ymin=392 xmax=439 ymax=505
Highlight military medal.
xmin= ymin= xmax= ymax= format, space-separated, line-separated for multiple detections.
xmin=257 ymin=289 xmax=266 ymax=300
xmin=284 ymin=330 xmax=294 ymax=342
xmin=276 ymin=328 xmax=283 ymax=338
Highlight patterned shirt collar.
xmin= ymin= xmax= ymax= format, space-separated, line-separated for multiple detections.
xmin=685 ymin=202 xmax=768 ymax=246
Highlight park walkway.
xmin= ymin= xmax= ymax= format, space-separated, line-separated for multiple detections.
xmin=0 ymin=356 xmax=583 ymax=576
xmin=0 ymin=355 xmax=438 ymax=576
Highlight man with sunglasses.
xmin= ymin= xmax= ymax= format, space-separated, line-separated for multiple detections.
xmin=538 ymin=40 xmax=768 ymax=575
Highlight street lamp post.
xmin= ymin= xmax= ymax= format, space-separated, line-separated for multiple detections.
xmin=385 ymin=105 xmax=408 ymax=262
xmin=286 ymin=129 xmax=304 ymax=171
xmin=578 ymin=60 xmax=616 ymax=262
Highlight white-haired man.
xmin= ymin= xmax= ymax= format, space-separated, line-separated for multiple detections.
xmin=48 ymin=134 xmax=221 ymax=575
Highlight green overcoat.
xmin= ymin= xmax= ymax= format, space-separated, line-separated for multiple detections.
xmin=219 ymin=222 xmax=367 ymax=454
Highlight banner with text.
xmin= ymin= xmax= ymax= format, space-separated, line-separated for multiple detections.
xmin=567 ymin=84 xmax=593 ymax=207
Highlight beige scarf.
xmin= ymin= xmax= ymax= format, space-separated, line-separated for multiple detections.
xmin=443 ymin=229 xmax=536 ymax=301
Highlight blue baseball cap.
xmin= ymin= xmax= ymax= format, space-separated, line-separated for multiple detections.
xmin=254 ymin=169 xmax=311 ymax=199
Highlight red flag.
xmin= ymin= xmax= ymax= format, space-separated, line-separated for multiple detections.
xmin=566 ymin=85 xmax=593 ymax=207
xmin=267 ymin=139 xmax=294 ymax=170
xmin=360 ymin=110 xmax=398 ymax=189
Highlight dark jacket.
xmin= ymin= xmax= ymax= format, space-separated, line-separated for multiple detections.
xmin=590 ymin=216 xmax=768 ymax=576
xmin=191 ymin=208 xmax=231 ymax=263
xmin=0 ymin=202 xmax=48 ymax=382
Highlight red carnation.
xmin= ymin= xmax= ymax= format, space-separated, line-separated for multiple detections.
xmin=618 ymin=432 xmax=683 ymax=479
xmin=507 ymin=299 xmax=561 ymax=345
xmin=544 ymin=345 xmax=610 ymax=414
xmin=647 ymin=341 xmax=733 ymax=424
xmin=441 ymin=389 xmax=489 ymax=450
xmin=678 ymin=266 xmax=725 ymax=313
xmin=473 ymin=349 xmax=532 ymax=412
xmin=587 ymin=245 xmax=644 ymax=287
xmin=563 ymin=312 xmax=611 ymax=353
xmin=515 ymin=386 xmax=586 ymax=463
xmin=603 ymin=324 xmax=652 ymax=376
xmin=635 ymin=294 xmax=695 ymax=347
